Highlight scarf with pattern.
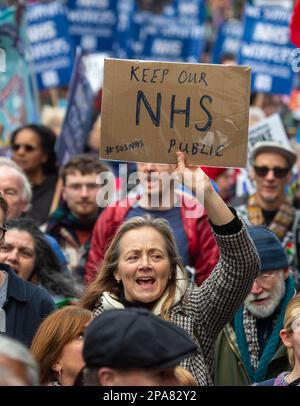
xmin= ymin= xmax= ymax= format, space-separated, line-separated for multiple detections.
xmin=234 ymin=276 xmax=295 ymax=383
xmin=247 ymin=194 xmax=295 ymax=240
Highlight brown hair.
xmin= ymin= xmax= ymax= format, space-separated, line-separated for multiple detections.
xmin=0 ymin=193 xmax=8 ymax=220
xmin=59 ymin=154 xmax=108 ymax=185
xmin=80 ymin=215 xmax=186 ymax=320
xmin=283 ymin=294 xmax=300 ymax=368
xmin=30 ymin=306 xmax=92 ymax=385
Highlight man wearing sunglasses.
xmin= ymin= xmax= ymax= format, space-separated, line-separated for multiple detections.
xmin=214 ymin=225 xmax=296 ymax=385
xmin=0 ymin=193 xmax=55 ymax=347
xmin=236 ymin=141 xmax=299 ymax=285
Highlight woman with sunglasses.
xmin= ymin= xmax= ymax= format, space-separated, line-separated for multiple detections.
xmin=10 ymin=124 xmax=58 ymax=225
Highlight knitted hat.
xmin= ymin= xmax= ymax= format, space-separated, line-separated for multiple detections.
xmin=247 ymin=225 xmax=289 ymax=272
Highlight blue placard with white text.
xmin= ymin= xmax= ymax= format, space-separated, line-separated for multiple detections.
xmin=115 ymin=0 xmax=206 ymax=62
xmin=212 ymin=19 xmax=243 ymax=64
xmin=26 ymin=1 xmax=75 ymax=90
xmin=66 ymin=0 xmax=117 ymax=53
xmin=237 ymin=3 xmax=295 ymax=95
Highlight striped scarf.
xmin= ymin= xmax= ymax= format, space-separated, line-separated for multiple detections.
xmin=247 ymin=194 xmax=295 ymax=240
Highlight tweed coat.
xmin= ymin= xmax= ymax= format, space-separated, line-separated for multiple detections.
xmin=93 ymin=223 xmax=260 ymax=385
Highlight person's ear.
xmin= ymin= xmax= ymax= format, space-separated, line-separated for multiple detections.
xmin=98 ymin=367 xmax=118 ymax=386
xmin=113 ymin=271 xmax=121 ymax=283
xmin=62 ymin=186 xmax=67 ymax=201
xmin=52 ymin=360 xmax=62 ymax=373
xmin=283 ymin=268 xmax=290 ymax=280
xmin=249 ymin=166 xmax=255 ymax=181
xmin=280 ymin=328 xmax=293 ymax=349
xmin=51 ymin=360 xmax=62 ymax=383
xmin=286 ymin=170 xmax=293 ymax=184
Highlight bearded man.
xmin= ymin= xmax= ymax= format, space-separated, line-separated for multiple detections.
xmin=214 ymin=225 xmax=295 ymax=385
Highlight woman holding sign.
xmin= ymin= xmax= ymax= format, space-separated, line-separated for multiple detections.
xmin=80 ymin=152 xmax=260 ymax=385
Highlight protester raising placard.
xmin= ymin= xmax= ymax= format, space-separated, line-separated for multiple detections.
xmin=100 ymin=58 xmax=251 ymax=167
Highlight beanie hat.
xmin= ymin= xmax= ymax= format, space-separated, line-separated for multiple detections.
xmin=247 ymin=225 xmax=289 ymax=272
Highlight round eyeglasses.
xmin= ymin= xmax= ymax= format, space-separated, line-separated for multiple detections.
xmin=255 ymin=272 xmax=278 ymax=286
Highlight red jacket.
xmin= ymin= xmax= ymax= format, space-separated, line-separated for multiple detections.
xmin=291 ymin=0 xmax=300 ymax=47
xmin=85 ymin=195 xmax=219 ymax=286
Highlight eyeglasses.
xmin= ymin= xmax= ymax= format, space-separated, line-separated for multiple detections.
xmin=254 ymin=166 xmax=290 ymax=179
xmin=11 ymin=143 xmax=37 ymax=153
xmin=255 ymin=272 xmax=277 ymax=286
xmin=0 ymin=225 xmax=7 ymax=241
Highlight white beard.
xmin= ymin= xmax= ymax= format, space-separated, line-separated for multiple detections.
xmin=244 ymin=272 xmax=286 ymax=319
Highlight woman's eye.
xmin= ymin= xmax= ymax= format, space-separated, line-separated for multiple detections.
xmin=127 ymin=256 xmax=138 ymax=261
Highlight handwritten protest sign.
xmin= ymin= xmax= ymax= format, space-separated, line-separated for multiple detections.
xmin=236 ymin=113 xmax=291 ymax=196
xmin=248 ymin=113 xmax=291 ymax=155
xmin=100 ymin=58 xmax=251 ymax=167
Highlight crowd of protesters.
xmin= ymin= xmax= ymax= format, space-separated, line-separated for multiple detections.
xmin=1 ymin=0 xmax=300 ymax=389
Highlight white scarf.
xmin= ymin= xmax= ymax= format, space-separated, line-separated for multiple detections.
xmin=100 ymin=266 xmax=189 ymax=316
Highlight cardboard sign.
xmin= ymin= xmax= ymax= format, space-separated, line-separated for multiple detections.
xmin=100 ymin=58 xmax=251 ymax=167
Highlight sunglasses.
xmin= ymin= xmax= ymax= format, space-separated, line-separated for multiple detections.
xmin=11 ymin=143 xmax=37 ymax=153
xmin=254 ymin=166 xmax=290 ymax=179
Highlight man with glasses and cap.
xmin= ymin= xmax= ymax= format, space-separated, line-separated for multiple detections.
xmin=214 ymin=225 xmax=296 ymax=385
xmin=236 ymin=141 xmax=300 ymax=285
xmin=0 ymin=193 xmax=55 ymax=347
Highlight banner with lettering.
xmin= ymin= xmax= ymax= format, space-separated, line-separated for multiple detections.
xmin=26 ymin=1 xmax=74 ymax=90
xmin=115 ymin=0 xmax=205 ymax=63
xmin=66 ymin=0 xmax=117 ymax=54
xmin=237 ymin=3 xmax=295 ymax=95
xmin=212 ymin=19 xmax=242 ymax=64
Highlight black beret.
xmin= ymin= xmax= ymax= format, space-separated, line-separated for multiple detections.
xmin=83 ymin=308 xmax=198 ymax=369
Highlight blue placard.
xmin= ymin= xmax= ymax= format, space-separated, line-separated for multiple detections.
xmin=237 ymin=3 xmax=295 ymax=95
xmin=0 ymin=6 xmax=39 ymax=154
xmin=66 ymin=0 xmax=118 ymax=53
xmin=116 ymin=0 xmax=205 ymax=62
xmin=55 ymin=50 xmax=94 ymax=166
xmin=26 ymin=1 xmax=75 ymax=90
xmin=212 ymin=19 xmax=243 ymax=64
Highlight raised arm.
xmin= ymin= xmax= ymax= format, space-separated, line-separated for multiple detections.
xmin=174 ymin=152 xmax=260 ymax=363
xmin=175 ymin=151 xmax=234 ymax=225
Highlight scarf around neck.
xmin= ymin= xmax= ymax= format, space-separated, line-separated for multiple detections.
xmin=94 ymin=266 xmax=189 ymax=317
xmin=48 ymin=202 xmax=100 ymax=231
xmin=247 ymin=194 xmax=295 ymax=240
xmin=234 ymin=276 xmax=295 ymax=383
